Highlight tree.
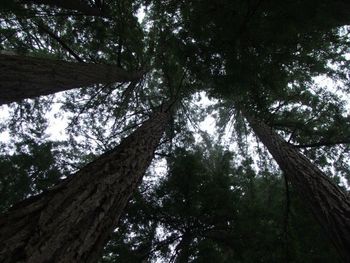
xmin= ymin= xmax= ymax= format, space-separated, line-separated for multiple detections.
xmin=0 ymin=102 xmax=172 ymax=262
xmin=1 ymin=0 xmax=350 ymax=261
xmin=0 ymin=53 xmax=144 ymax=105
xmin=242 ymin=111 xmax=350 ymax=262
xmin=101 ymin=145 xmax=340 ymax=262
xmin=153 ymin=0 xmax=350 ymax=259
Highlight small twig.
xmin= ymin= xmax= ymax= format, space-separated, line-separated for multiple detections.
xmin=287 ymin=128 xmax=298 ymax=143
xmin=180 ymin=101 xmax=201 ymax=132
xmin=68 ymin=85 xmax=107 ymax=128
xmin=140 ymin=235 xmax=183 ymax=261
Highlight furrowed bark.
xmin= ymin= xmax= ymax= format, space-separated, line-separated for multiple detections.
xmin=0 ymin=54 xmax=144 ymax=105
xmin=243 ymin=112 xmax=350 ymax=262
xmin=0 ymin=107 xmax=170 ymax=263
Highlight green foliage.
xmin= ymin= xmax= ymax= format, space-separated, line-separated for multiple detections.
xmin=0 ymin=139 xmax=62 ymax=212
xmin=0 ymin=0 xmax=349 ymax=261
xmin=101 ymin=145 xmax=340 ymax=262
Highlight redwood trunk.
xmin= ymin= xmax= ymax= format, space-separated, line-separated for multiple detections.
xmin=244 ymin=112 xmax=350 ymax=262
xmin=0 ymin=54 xmax=144 ymax=105
xmin=0 ymin=108 xmax=170 ymax=262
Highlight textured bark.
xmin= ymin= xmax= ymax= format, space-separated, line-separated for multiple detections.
xmin=244 ymin=112 xmax=350 ymax=262
xmin=18 ymin=0 xmax=104 ymax=16
xmin=0 ymin=108 xmax=170 ymax=263
xmin=0 ymin=54 xmax=144 ymax=105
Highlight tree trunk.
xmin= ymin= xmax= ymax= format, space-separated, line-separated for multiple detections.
xmin=0 ymin=106 xmax=170 ymax=263
xmin=18 ymin=0 xmax=104 ymax=16
xmin=243 ymin=112 xmax=350 ymax=262
xmin=0 ymin=54 xmax=144 ymax=105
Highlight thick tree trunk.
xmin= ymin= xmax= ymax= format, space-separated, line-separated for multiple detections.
xmin=243 ymin=112 xmax=350 ymax=262
xmin=18 ymin=0 xmax=104 ymax=16
xmin=0 ymin=54 xmax=144 ymax=105
xmin=0 ymin=107 xmax=170 ymax=263
xmin=323 ymin=0 xmax=350 ymax=27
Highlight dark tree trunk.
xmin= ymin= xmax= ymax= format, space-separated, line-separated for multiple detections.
xmin=18 ymin=0 xmax=104 ymax=16
xmin=0 ymin=54 xmax=144 ymax=105
xmin=0 ymin=107 xmax=170 ymax=263
xmin=243 ymin=112 xmax=350 ymax=262
xmin=324 ymin=0 xmax=350 ymax=27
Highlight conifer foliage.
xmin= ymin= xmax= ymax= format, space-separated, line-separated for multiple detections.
xmin=0 ymin=0 xmax=349 ymax=262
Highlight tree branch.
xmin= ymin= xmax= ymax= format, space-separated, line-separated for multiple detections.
xmin=34 ymin=20 xmax=84 ymax=62
xmin=19 ymin=0 xmax=106 ymax=17
xmin=291 ymin=138 xmax=350 ymax=148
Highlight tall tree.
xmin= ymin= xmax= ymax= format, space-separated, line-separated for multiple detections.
xmin=241 ymin=110 xmax=350 ymax=262
xmin=101 ymin=145 xmax=340 ymax=262
xmin=0 ymin=0 xmax=349 ymax=261
xmin=0 ymin=102 xmax=172 ymax=263
xmin=0 ymin=54 xmax=144 ymax=105
xmin=155 ymin=1 xmax=350 ymax=258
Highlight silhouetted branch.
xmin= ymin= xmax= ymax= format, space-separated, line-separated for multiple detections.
xmin=35 ymin=21 xmax=84 ymax=62
xmin=292 ymin=138 xmax=350 ymax=148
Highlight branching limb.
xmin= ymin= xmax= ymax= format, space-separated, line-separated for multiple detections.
xmin=34 ymin=20 xmax=84 ymax=62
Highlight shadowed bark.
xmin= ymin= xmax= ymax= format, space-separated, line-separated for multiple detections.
xmin=243 ymin=112 xmax=350 ymax=262
xmin=0 ymin=54 xmax=145 ymax=105
xmin=0 ymin=106 xmax=171 ymax=263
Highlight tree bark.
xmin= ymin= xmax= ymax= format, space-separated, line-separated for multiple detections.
xmin=0 ymin=106 xmax=170 ymax=263
xmin=0 ymin=54 xmax=144 ymax=105
xmin=243 ymin=112 xmax=350 ymax=262
xmin=18 ymin=0 xmax=104 ymax=16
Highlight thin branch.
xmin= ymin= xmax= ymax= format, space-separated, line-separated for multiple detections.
xmin=0 ymin=29 xmax=18 ymax=44
xmin=292 ymin=139 xmax=350 ymax=148
xmin=140 ymin=235 xmax=183 ymax=261
xmin=180 ymin=101 xmax=201 ymax=132
xmin=20 ymin=0 xmax=105 ymax=17
xmin=34 ymin=20 xmax=84 ymax=62
xmin=287 ymin=128 xmax=298 ymax=143
xmin=168 ymin=248 xmax=179 ymax=263
xmin=81 ymin=129 xmax=108 ymax=151
xmin=68 ymin=84 xmax=107 ymax=128
xmin=120 ymin=81 xmax=137 ymax=108
xmin=108 ymin=122 xmax=143 ymax=140
xmin=17 ymin=19 xmax=45 ymax=50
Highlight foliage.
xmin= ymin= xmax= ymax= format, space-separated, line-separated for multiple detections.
xmin=0 ymin=0 xmax=349 ymax=261
xmin=0 ymin=139 xmax=63 ymax=212
xmin=102 ymin=145 xmax=340 ymax=262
